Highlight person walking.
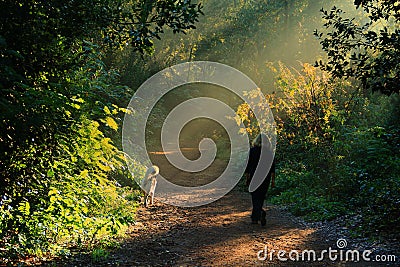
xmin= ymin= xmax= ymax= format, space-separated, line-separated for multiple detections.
xmin=245 ymin=133 xmax=275 ymax=226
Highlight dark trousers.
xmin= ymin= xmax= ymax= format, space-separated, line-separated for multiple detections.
xmin=251 ymin=176 xmax=270 ymax=221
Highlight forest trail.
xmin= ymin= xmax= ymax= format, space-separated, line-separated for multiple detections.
xmin=52 ymin=149 xmax=394 ymax=266
xmin=61 ymin=188 xmax=390 ymax=267
xmin=55 ymin=149 xmax=392 ymax=266
xmin=117 ymin=190 xmax=332 ymax=266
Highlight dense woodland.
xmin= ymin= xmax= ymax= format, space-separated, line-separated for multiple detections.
xmin=1 ymin=0 xmax=399 ymax=264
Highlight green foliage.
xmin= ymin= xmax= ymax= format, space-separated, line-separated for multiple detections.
xmin=270 ymin=163 xmax=354 ymax=221
xmin=0 ymin=0 xmax=203 ymax=79
xmin=315 ymin=1 xmax=400 ymax=94
xmin=1 ymin=0 xmax=203 ymax=262
xmin=0 ymin=46 xmax=138 ymax=262
xmin=114 ymin=0 xmax=337 ymax=91
xmin=92 ymin=247 xmax=110 ymax=262
xmin=311 ymin=0 xmax=400 ymax=230
xmin=265 ymin=63 xmax=400 ymax=236
xmin=267 ymin=63 xmax=351 ymax=147
xmin=102 ymin=0 xmax=204 ymax=54
xmin=340 ymin=125 xmax=400 ymax=232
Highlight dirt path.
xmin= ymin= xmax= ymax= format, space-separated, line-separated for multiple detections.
xmin=54 ymin=149 xmax=397 ymax=266
xmin=57 ymin=188 xmax=395 ymax=266
xmin=118 ymin=190 xmax=331 ymax=266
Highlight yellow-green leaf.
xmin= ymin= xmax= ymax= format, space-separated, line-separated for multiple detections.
xmin=104 ymin=106 xmax=111 ymax=115
xmin=105 ymin=117 xmax=118 ymax=131
xmin=80 ymin=169 xmax=89 ymax=178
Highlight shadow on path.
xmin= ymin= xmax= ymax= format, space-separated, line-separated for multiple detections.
xmin=49 ymin=188 xmax=392 ymax=266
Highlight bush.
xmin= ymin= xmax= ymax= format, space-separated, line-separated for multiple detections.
xmin=262 ymin=63 xmax=400 ymax=237
xmin=0 ymin=46 xmax=139 ymax=262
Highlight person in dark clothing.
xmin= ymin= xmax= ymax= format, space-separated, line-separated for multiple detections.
xmin=245 ymin=133 xmax=275 ymax=226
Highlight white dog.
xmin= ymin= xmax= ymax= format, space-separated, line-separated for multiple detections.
xmin=141 ymin=165 xmax=159 ymax=207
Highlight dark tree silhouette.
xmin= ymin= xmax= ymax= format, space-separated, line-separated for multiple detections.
xmin=315 ymin=0 xmax=400 ymax=94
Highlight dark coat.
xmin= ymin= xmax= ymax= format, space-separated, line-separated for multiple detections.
xmin=245 ymin=146 xmax=275 ymax=187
